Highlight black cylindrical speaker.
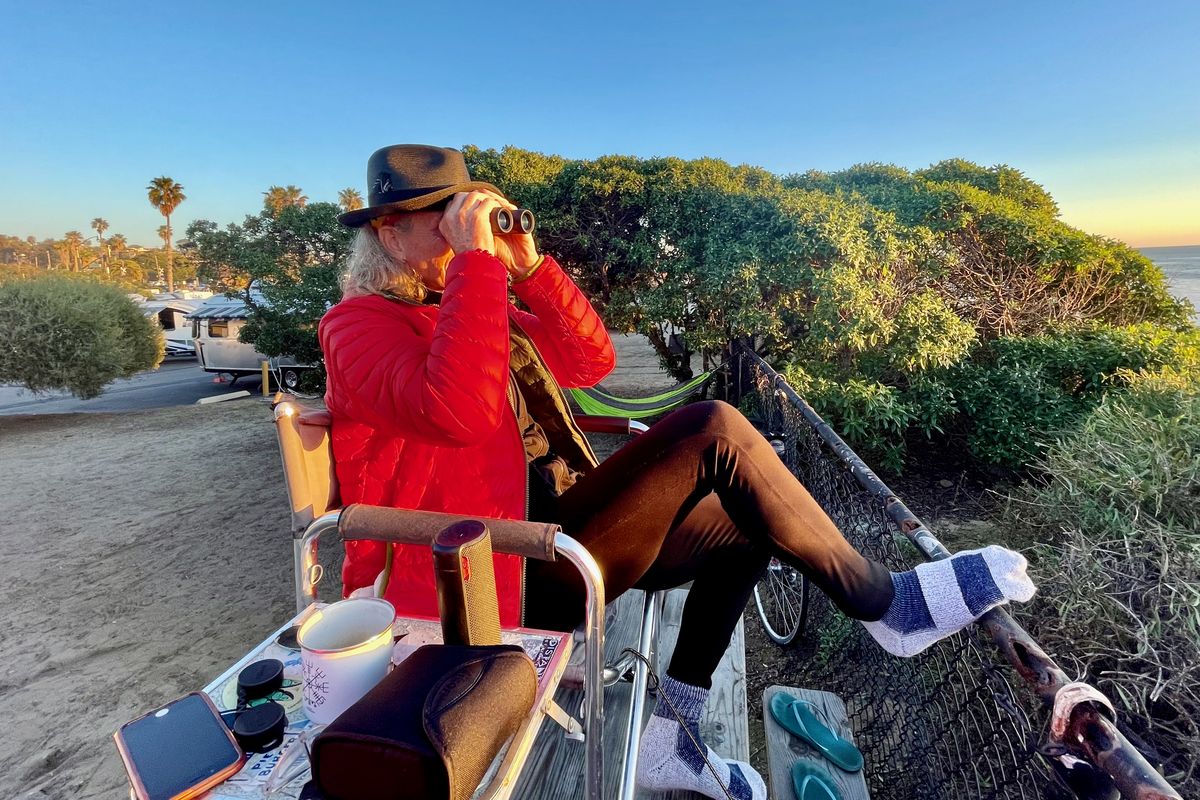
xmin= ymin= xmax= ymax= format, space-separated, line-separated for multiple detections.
xmin=432 ymin=521 xmax=502 ymax=646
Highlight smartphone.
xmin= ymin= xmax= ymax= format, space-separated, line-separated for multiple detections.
xmin=114 ymin=692 xmax=245 ymax=800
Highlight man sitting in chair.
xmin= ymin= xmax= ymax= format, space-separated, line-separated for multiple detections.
xmin=319 ymin=144 xmax=1036 ymax=800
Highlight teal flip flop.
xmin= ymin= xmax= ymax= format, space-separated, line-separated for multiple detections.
xmin=769 ymin=693 xmax=864 ymax=773
xmin=792 ymin=759 xmax=843 ymax=800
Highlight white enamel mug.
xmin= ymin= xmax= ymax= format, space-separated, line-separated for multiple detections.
xmin=297 ymin=597 xmax=395 ymax=724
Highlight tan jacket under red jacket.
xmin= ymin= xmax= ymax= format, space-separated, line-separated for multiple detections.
xmin=319 ymin=250 xmax=616 ymax=626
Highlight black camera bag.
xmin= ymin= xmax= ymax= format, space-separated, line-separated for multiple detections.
xmin=307 ymin=644 xmax=536 ymax=800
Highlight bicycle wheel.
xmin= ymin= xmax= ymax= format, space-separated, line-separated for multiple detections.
xmin=754 ymin=557 xmax=810 ymax=645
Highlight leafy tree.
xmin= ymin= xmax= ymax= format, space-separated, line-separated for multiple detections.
xmin=263 ymin=185 xmax=308 ymax=216
xmin=0 ymin=235 xmax=40 ymax=265
xmin=338 ymin=188 xmax=363 ymax=212
xmin=147 ymin=176 xmax=186 ymax=291
xmin=0 ymin=274 xmax=163 ymax=397
xmin=916 ymin=158 xmax=1058 ymax=216
xmin=189 ymin=203 xmax=351 ymax=376
xmin=53 ymin=240 xmax=71 ymax=270
xmin=465 ymin=146 xmax=785 ymax=378
xmin=785 ymin=162 xmax=1187 ymax=337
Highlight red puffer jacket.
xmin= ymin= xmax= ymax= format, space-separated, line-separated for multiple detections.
xmin=319 ymin=250 xmax=615 ymax=626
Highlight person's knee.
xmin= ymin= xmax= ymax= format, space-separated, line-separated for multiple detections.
xmin=689 ymin=400 xmax=752 ymax=438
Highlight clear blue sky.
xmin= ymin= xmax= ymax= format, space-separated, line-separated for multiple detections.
xmin=2 ymin=0 xmax=1197 ymax=247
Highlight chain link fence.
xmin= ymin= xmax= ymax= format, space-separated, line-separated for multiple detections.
xmin=729 ymin=343 xmax=1179 ymax=800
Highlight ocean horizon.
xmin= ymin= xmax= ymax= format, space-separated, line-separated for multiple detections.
xmin=1141 ymin=244 xmax=1200 ymax=315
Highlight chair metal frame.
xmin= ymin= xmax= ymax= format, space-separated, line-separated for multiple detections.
xmin=274 ymin=396 xmax=656 ymax=800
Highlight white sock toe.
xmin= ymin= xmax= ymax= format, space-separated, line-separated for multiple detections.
xmin=981 ymin=545 xmax=1036 ymax=602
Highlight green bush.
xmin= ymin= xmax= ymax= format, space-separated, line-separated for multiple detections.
xmin=783 ymin=366 xmax=917 ymax=473
xmin=0 ymin=274 xmax=163 ymax=398
xmin=948 ymin=324 xmax=1200 ymax=465
xmin=781 ymin=323 xmax=1199 ymax=470
xmin=187 ymin=145 xmax=1193 ymax=473
xmin=1011 ymin=369 xmax=1200 ymax=790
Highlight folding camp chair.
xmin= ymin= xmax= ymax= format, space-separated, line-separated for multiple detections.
xmin=272 ymin=394 xmax=656 ymax=800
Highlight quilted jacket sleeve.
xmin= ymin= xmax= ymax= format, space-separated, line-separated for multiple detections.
xmin=509 ymin=255 xmax=616 ymax=388
xmin=320 ymin=250 xmax=511 ymax=446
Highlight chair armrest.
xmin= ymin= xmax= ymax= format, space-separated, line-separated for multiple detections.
xmin=338 ymin=504 xmax=561 ymax=562
xmin=575 ymin=414 xmax=649 ymax=436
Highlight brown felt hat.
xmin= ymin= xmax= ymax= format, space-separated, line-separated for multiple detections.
xmin=338 ymin=144 xmax=503 ymax=227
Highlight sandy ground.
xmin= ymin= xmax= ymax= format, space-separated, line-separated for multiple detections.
xmin=0 ymin=334 xmax=697 ymax=798
xmin=1 ymin=402 xmax=294 ymax=798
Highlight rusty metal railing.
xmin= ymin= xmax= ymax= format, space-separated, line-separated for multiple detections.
xmin=729 ymin=341 xmax=1180 ymax=800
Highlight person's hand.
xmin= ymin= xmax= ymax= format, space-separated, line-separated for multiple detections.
xmin=438 ymin=191 xmax=502 ymax=255
xmin=484 ymin=192 xmax=541 ymax=280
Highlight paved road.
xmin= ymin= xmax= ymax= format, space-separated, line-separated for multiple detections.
xmin=0 ymin=359 xmax=267 ymax=415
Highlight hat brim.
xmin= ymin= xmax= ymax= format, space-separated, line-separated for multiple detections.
xmin=337 ymin=181 xmax=505 ymax=227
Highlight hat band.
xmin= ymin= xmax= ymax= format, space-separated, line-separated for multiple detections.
xmin=371 ymin=184 xmax=455 ymax=206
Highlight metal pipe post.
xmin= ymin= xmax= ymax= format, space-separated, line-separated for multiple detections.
xmin=619 ymin=590 xmax=662 ymax=800
xmin=295 ymin=511 xmax=341 ymax=611
xmin=554 ymin=533 xmax=606 ymax=800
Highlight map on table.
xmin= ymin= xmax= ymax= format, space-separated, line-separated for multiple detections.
xmin=202 ymin=610 xmax=571 ymax=799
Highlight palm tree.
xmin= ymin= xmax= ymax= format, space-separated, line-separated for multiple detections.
xmin=147 ymin=176 xmax=186 ymax=291
xmin=64 ymin=231 xmax=84 ymax=271
xmin=91 ymin=217 xmax=109 ymax=275
xmin=157 ymin=226 xmax=172 ymax=285
xmin=108 ymin=233 xmax=128 ymax=277
xmin=263 ymin=185 xmax=308 ymax=215
xmin=54 ymin=241 xmax=72 ymax=270
xmin=338 ymin=188 xmax=364 ymax=212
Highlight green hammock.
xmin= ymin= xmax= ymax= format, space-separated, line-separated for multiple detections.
xmin=569 ymin=370 xmax=716 ymax=419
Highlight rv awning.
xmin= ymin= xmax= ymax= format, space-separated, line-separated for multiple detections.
xmin=185 ymin=295 xmax=260 ymax=321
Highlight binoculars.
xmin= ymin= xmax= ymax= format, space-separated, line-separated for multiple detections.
xmin=490 ymin=207 xmax=536 ymax=235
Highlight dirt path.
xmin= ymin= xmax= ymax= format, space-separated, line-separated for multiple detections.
xmin=0 ymin=333 xmax=696 ymax=798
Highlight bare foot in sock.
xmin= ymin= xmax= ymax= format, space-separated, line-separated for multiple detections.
xmin=862 ymin=545 xmax=1036 ymax=657
xmin=636 ymin=676 xmax=766 ymax=800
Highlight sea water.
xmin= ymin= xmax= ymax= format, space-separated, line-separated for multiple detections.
xmin=1141 ymin=245 xmax=1200 ymax=317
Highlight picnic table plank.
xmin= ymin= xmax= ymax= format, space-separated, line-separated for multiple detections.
xmin=511 ymin=590 xmax=644 ymax=799
xmin=516 ymin=586 xmax=750 ymax=800
xmin=763 ymin=686 xmax=870 ymax=800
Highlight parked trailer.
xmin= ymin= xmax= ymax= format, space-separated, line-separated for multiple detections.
xmin=142 ymin=297 xmax=202 ymax=358
xmin=185 ymin=294 xmax=314 ymax=392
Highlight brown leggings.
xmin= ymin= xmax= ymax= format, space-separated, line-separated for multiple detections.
xmin=524 ymin=400 xmax=894 ymax=689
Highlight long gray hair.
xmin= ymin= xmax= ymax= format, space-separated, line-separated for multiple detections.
xmin=341 ymin=226 xmax=427 ymax=302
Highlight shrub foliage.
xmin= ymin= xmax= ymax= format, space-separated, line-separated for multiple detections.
xmin=463 ymin=146 xmax=1192 ymax=469
xmin=1013 ymin=369 xmax=1200 ymax=791
xmin=191 ymin=146 xmax=1193 ymax=470
xmin=0 ymin=274 xmax=163 ymax=398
